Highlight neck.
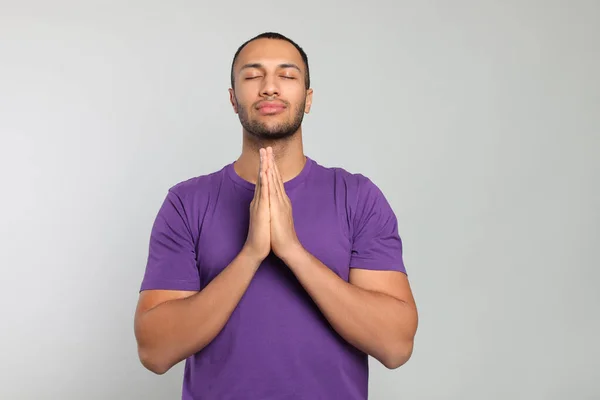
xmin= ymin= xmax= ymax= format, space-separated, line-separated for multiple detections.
xmin=234 ymin=129 xmax=306 ymax=184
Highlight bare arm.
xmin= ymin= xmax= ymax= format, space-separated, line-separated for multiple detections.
xmin=135 ymin=149 xmax=271 ymax=374
xmin=281 ymin=247 xmax=418 ymax=369
xmin=134 ymin=248 xmax=261 ymax=374
xmin=263 ymin=148 xmax=417 ymax=369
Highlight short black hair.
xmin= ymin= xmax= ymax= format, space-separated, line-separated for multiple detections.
xmin=230 ymin=32 xmax=310 ymax=90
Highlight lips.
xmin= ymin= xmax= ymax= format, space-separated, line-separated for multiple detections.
xmin=256 ymin=101 xmax=286 ymax=115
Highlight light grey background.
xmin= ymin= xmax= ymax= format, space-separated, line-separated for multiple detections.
xmin=1 ymin=1 xmax=599 ymax=399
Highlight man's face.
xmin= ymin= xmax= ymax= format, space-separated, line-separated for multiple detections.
xmin=229 ymin=38 xmax=313 ymax=140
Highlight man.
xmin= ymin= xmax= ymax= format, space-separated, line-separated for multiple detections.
xmin=134 ymin=32 xmax=418 ymax=399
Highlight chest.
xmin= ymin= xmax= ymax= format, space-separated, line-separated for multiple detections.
xmin=195 ymin=189 xmax=353 ymax=287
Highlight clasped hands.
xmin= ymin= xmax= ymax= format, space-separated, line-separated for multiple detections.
xmin=244 ymin=147 xmax=303 ymax=264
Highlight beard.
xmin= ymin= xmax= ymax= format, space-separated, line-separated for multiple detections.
xmin=236 ymin=96 xmax=306 ymax=141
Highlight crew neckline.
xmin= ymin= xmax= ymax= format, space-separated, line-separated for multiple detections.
xmin=226 ymin=156 xmax=314 ymax=192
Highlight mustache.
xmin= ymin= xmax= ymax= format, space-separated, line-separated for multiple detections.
xmin=254 ymin=98 xmax=289 ymax=109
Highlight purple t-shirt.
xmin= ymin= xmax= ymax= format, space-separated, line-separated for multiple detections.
xmin=140 ymin=156 xmax=406 ymax=399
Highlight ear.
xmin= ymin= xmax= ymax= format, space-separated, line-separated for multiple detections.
xmin=229 ymin=88 xmax=238 ymax=114
xmin=304 ymin=88 xmax=314 ymax=114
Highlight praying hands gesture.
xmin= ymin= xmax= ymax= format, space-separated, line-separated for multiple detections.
xmin=264 ymin=147 xmax=302 ymax=260
xmin=243 ymin=147 xmax=302 ymax=263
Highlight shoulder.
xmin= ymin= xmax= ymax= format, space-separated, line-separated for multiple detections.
xmin=310 ymin=158 xmax=383 ymax=201
xmin=169 ymin=165 xmax=227 ymax=196
xmin=309 ymin=158 xmax=393 ymax=233
xmin=161 ymin=165 xmax=229 ymax=211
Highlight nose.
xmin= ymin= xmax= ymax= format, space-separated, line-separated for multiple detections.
xmin=260 ymin=74 xmax=280 ymax=97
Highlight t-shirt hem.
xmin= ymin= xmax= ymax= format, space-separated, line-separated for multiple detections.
xmin=139 ymin=279 xmax=200 ymax=292
xmin=349 ymin=259 xmax=407 ymax=275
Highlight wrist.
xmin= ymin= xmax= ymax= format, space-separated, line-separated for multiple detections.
xmin=277 ymin=241 xmax=306 ymax=267
xmin=239 ymin=246 xmax=267 ymax=269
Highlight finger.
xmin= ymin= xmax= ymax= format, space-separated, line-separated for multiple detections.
xmin=265 ymin=147 xmax=271 ymax=173
xmin=267 ymin=161 xmax=278 ymax=207
xmin=265 ymin=147 xmax=274 ymax=188
xmin=260 ymin=168 xmax=269 ymax=204
xmin=271 ymin=152 xmax=285 ymax=200
xmin=259 ymin=148 xmax=269 ymax=202
xmin=268 ymin=158 xmax=277 ymax=199
xmin=254 ymin=149 xmax=264 ymax=202
xmin=260 ymin=148 xmax=267 ymax=179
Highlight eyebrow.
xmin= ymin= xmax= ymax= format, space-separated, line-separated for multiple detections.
xmin=239 ymin=62 xmax=302 ymax=73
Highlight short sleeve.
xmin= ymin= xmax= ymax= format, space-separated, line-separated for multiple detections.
xmin=349 ymin=177 xmax=407 ymax=275
xmin=139 ymin=189 xmax=201 ymax=292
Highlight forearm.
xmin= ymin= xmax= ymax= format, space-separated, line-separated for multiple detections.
xmin=281 ymin=246 xmax=416 ymax=369
xmin=136 ymin=248 xmax=261 ymax=374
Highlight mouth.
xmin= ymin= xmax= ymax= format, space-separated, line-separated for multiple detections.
xmin=256 ymin=101 xmax=287 ymax=116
